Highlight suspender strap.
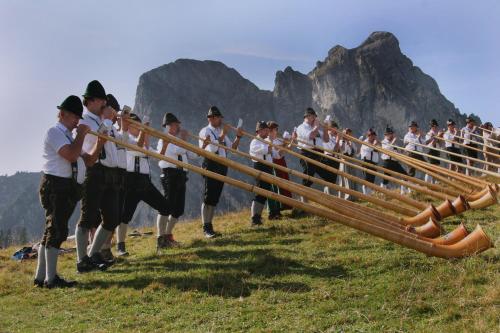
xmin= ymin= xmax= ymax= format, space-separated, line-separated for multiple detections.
xmin=134 ymin=156 xmax=140 ymax=173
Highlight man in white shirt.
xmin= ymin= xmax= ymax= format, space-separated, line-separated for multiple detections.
xmin=321 ymin=120 xmax=341 ymax=195
xmin=481 ymin=122 xmax=499 ymax=171
xmin=461 ymin=117 xmax=479 ymax=175
xmin=403 ymin=121 xmax=425 ymax=178
xmin=249 ymin=121 xmax=275 ymax=226
xmin=198 ymin=106 xmax=243 ymax=238
xmin=295 ymin=108 xmax=332 ymax=202
xmin=443 ymin=119 xmax=463 ymax=172
xmin=338 ymin=128 xmax=358 ymax=200
xmin=35 ymin=95 xmax=89 ymax=288
xmin=380 ymin=126 xmax=407 ymax=190
xmin=75 ymin=80 xmax=120 ymax=273
xmin=157 ymin=113 xmax=197 ymax=248
xmin=119 ymin=114 xmax=171 ymax=253
xmin=359 ymin=128 xmax=380 ymax=195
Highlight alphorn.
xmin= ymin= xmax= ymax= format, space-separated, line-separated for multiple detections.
xmin=88 ymin=128 xmax=493 ymax=259
xmin=386 ymin=142 xmax=500 ymax=179
xmin=435 ymin=136 xmax=500 ymax=160
xmin=452 ymin=133 xmax=500 ymax=153
xmin=468 ymin=130 xmax=500 ymax=147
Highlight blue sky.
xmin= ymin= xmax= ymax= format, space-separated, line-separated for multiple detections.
xmin=0 ymin=0 xmax=498 ymax=175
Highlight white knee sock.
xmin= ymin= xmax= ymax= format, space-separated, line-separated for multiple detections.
xmin=35 ymin=244 xmax=46 ymax=281
xmin=201 ymin=204 xmax=215 ymax=225
xmin=251 ymin=201 xmax=264 ymax=217
xmin=116 ymin=223 xmax=128 ymax=243
xmin=75 ymin=226 xmax=89 ymax=262
xmin=88 ymin=225 xmax=111 ymax=257
xmin=424 ymin=174 xmax=433 ymax=183
xmin=157 ymin=215 xmax=168 ymax=236
xmin=166 ymin=216 xmax=177 ymax=235
xmin=300 ymin=196 xmax=308 ymax=203
xmin=45 ymin=247 xmax=59 ymax=284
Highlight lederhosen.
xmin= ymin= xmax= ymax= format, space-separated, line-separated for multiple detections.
xmin=463 ymin=131 xmax=479 ymax=159
xmin=78 ymin=117 xmax=120 ymax=231
xmin=299 ymin=137 xmax=337 ymax=187
xmin=407 ymin=151 xmax=425 ymax=177
xmin=202 ymin=129 xmax=228 ymax=206
xmin=122 ymin=155 xmax=170 ymax=223
xmin=446 ymin=137 xmax=463 ymax=164
xmin=427 ymin=147 xmax=441 ymax=165
xmin=253 ymin=156 xmax=274 ymax=206
xmin=160 ymin=154 xmax=188 ymax=219
xmin=382 ymin=156 xmax=407 ymax=185
xmin=40 ymin=129 xmax=81 ymax=248
xmin=363 ymin=150 xmax=377 ymax=184
xmin=268 ymin=156 xmax=292 ymax=212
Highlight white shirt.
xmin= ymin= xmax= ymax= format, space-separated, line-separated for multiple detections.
xmin=360 ymin=139 xmax=379 ymax=163
xmin=403 ymin=132 xmax=423 ymax=152
xmin=381 ymin=138 xmax=397 ymax=160
xmin=339 ymin=139 xmax=356 ymax=156
xmin=79 ymin=110 xmax=118 ymax=168
xmin=296 ymin=121 xmax=322 ymax=149
xmin=265 ymin=137 xmax=284 ymax=160
xmin=113 ymin=126 xmax=128 ymax=170
xmin=249 ymin=137 xmax=272 ymax=162
xmin=443 ymin=130 xmax=458 ymax=148
xmin=198 ymin=124 xmax=232 ymax=158
xmin=42 ymin=122 xmax=86 ymax=183
xmin=322 ymin=135 xmax=339 ymax=156
xmin=461 ymin=126 xmax=477 ymax=145
xmin=157 ymin=136 xmax=197 ymax=171
xmin=425 ymin=129 xmax=441 ymax=148
xmin=125 ymin=135 xmax=150 ymax=174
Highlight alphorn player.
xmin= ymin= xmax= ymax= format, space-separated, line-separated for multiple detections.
xmin=321 ymin=119 xmax=341 ymax=195
xmin=338 ymin=128 xmax=358 ymax=200
xmin=403 ymin=121 xmax=426 ymax=179
xmin=460 ymin=117 xmax=479 ymax=176
xmin=198 ymin=106 xmax=243 ymax=238
xmin=266 ymin=121 xmax=292 ymax=219
xmin=249 ymin=121 xmax=275 ymax=226
xmin=481 ymin=122 xmax=499 ymax=172
xmin=34 ymin=95 xmax=88 ymax=288
xmin=424 ymin=119 xmax=442 ymax=183
xmin=157 ymin=113 xmax=197 ymax=247
xmin=359 ymin=128 xmax=380 ymax=195
xmin=380 ymin=126 xmax=408 ymax=194
xmin=118 ymin=114 xmax=171 ymax=252
xmin=76 ymin=80 xmax=119 ymax=273
xmin=295 ymin=107 xmax=332 ymax=203
xmin=443 ymin=119 xmax=463 ymax=173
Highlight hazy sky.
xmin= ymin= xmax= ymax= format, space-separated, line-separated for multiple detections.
xmin=1 ymin=0 xmax=498 ymax=175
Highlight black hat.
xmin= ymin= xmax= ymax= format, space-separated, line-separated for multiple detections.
xmin=162 ymin=112 xmax=180 ymax=127
xmin=304 ymin=107 xmax=317 ymax=118
xmin=466 ymin=117 xmax=475 ymax=123
xmin=429 ymin=119 xmax=439 ymax=127
xmin=384 ymin=126 xmax=394 ymax=135
xmin=484 ymin=122 xmax=493 ymax=128
xmin=83 ymin=80 xmax=107 ymax=100
xmin=367 ymin=128 xmax=377 ymax=136
xmin=327 ymin=120 xmax=338 ymax=128
xmin=106 ymin=94 xmax=120 ymax=111
xmin=129 ymin=113 xmax=142 ymax=123
xmin=255 ymin=121 xmax=269 ymax=132
xmin=57 ymin=95 xmax=83 ymax=119
xmin=408 ymin=121 xmax=419 ymax=128
xmin=446 ymin=119 xmax=456 ymax=126
xmin=267 ymin=121 xmax=279 ymax=129
xmin=207 ymin=106 xmax=223 ymax=118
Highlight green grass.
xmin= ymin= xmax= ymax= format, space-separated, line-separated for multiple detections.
xmin=0 ymin=203 xmax=499 ymax=332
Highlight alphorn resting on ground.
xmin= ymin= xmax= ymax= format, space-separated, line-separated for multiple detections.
xmin=88 ymin=126 xmax=494 ymax=259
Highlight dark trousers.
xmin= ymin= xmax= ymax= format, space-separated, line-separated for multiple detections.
xmin=407 ymin=152 xmax=425 ymax=177
xmin=121 ymin=173 xmax=170 ymax=223
xmin=447 ymin=147 xmax=464 ymax=163
xmin=202 ymin=158 xmax=228 ymax=206
xmin=160 ymin=168 xmax=188 ymax=218
xmin=363 ymin=159 xmax=377 ymax=183
xmin=39 ymin=174 xmax=80 ymax=248
xmin=427 ymin=148 xmax=441 ymax=165
xmin=382 ymin=159 xmax=407 ymax=185
xmin=464 ymin=144 xmax=478 ymax=159
xmin=253 ymin=162 xmax=274 ymax=207
xmin=299 ymin=150 xmax=338 ymax=187
xmin=78 ymin=164 xmax=120 ymax=231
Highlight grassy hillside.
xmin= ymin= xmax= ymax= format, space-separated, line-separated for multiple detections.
xmin=0 ymin=203 xmax=499 ymax=332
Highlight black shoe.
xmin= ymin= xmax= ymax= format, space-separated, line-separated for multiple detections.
xmin=90 ymin=252 xmax=113 ymax=268
xmin=116 ymin=242 xmax=129 ymax=257
xmin=100 ymin=248 xmax=115 ymax=263
xmin=33 ymin=279 xmax=44 ymax=288
xmin=44 ymin=275 xmax=77 ymax=289
xmin=251 ymin=215 xmax=263 ymax=226
xmin=268 ymin=213 xmax=282 ymax=220
xmin=77 ymin=255 xmax=106 ymax=273
xmin=203 ymin=223 xmax=218 ymax=238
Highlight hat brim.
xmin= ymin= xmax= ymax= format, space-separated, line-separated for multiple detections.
xmin=58 ymin=106 xmax=84 ymax=119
